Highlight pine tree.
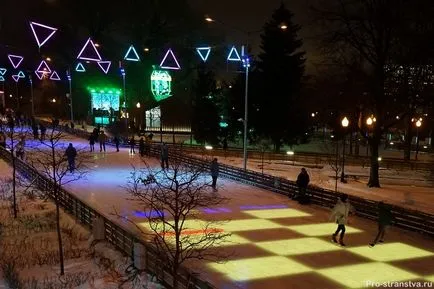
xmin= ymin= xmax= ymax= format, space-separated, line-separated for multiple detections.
xmin=257 ymin=3 xmax=306 ymax=152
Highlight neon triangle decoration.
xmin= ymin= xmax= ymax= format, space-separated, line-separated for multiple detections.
xmin=17 ymin=71 xmax=25 ymax=78
xmin=75 ymin=62 xmax=86 ymax=72
xmin=227 ymin=46 xmax=241 ymax=61
xmin=50 ymin=71 xmax=61 ymax=80
xmin=29 ymin=21 xmax=57 ymax=48
xmin=97 ymin=61 xmax=111 ymax=74
xmin=0 ymin=76 xmax=4 ymax=82
xmin=196 ymin=47 xmax=211 ymax=62
xmin=12 ymin=75 xmax=20 ymax=82
xmin=0 ymin=68 xmax=6 ymax=75
xmin=34 ymin=71 xmax=46 ymax=80
xmin=8 ymin=54 xmax=24 ymax=68
xmin=36 ymin=60 xmax=52 ymax=73
xmin=159 ymin=49 xmax=181 ymax=70
xmin=77 ymin=38 xmax=102 ymax=62
xmin=124 ymin=45 xmax=140 ymax=61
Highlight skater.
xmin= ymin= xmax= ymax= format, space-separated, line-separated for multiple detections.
xmin=139 ymin=137 xmax=145 ymax=157
xmin=294 ymin=168 xmax=310 ymax=202
xmin=160 ymin=142 xmax=169 ymax=170
xmin=129 ymin=136 xmax=136 ymax=154
xmin=39 ymin=124 xmax=46 ymax=141
xmin=369 ymin=202 xmax=394 ymax=247
xmin=65 ymin=143 xmax=77 ymax=173
xmin=113 ymin=136 xmax=120 ymax=152
xmin=210 ymin=158 xmax=219 ymax=192
xmin=330 ymin=194 xmax=354 ymax=246
xmin=32 ymin=123 xmax=39 ymax=140
xmin=98 ymin=131 xmax=106 ymax=152
xmin=89 ymin=134 xmax=95 ymax=152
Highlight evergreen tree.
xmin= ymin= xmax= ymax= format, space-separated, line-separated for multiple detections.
xmin=257 ymin=4 xmax=306 ymax=152
xmin=191 ymin=67 xmax=220 ymax=145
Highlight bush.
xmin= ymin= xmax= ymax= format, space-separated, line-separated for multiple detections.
xmin=2 ymin=259 xmax=23 ymax=289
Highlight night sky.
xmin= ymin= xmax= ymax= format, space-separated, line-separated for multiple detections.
xmin=188 ymin=0 xmax=319 ymax=73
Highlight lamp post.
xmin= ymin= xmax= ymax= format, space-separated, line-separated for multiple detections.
xmin=366 ymin=116 xmax=375 ymax=156
xmin=121 ymin=67 xmax=128 ymax=132
xmin=29 ymin=75 xmax=34 ymax=117
xmin=341 ymin=117 xmax=349 ymax=183
xmin=242 ymin=56 xmax=250 ymax=170
xmin=415 ymin=119 xmax=422 ymax=160
xmin=67 ymin=72 xmax=73 ymax=122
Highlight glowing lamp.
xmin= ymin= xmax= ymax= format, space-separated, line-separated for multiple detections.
xmin=205 ymin=145 xmax=213 ymax=150
xmin=341 ymin=116 xmax=349 ymax=128
xmin=286 ymin=151 xmax=295 ymax=155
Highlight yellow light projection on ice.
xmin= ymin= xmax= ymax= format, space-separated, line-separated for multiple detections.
xmin=287 ymin=223 xmax=362 ymax=236
xmin=243 ymin=208 xmax=311 ymax=219
xmin=208 ymin=256 xmax=312 ymax=281
xmin=256 ymin=237 xmax=341 ymax=256
xmin=348 ymin=243 xmax=434 ymax=262
xmin=318 ymin=262 xmax=420 ymax=288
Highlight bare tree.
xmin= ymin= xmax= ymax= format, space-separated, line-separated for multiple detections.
xmin=26 ymin=124 xmax=91 ymax=275
xmin=119 ymin=155 xmax=230 ymax=289
xmin=257 ymin=139 xmax=272 ymax=175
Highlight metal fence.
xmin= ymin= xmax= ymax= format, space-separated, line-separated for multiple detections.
xmin=0 ymin=147 xmax=215 ymax=289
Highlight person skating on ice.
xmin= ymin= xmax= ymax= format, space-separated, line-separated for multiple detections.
xmin=330 ymin=194 xmax=354 ymax=246
xmin=210 ymin=158 xmax=219 ymax=192
xmin=369 ymin=202 xmax=394 ymax=247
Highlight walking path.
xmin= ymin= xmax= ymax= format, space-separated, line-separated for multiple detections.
xmin=1 ymin=133 xmax=432 ymax=288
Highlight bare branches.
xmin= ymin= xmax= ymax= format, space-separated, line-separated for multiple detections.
xmin=119 ymin=157 xmax=230 ymax=288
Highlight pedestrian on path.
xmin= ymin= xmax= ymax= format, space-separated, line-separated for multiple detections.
xmin=15 ymin=139 xmax=25 ymax=160
xmin=98 ymin=131 xmax=106 ymax=152
xmin=160 ymin=142 xmax=169 ymax=170
xmin=39 ymin=124 xmax=46 ymax=141
xmin=294 ymin=168 xmax=310 ymax=202
xmin=65 ymin=143 xmax=77 ymax=173
xmin=129 ymin=136 xmax=136 ymax=154
xmin=113 ymin=136 xmax=120 ymax=152
xmin=210 ymin=158 xmax=219 ymax=192
xmin=89 ymin=134 xmax=95 ymax=152
xmin=330 ymin=194 xmax=354 ymax=246
xmin=0 ymin=130 xmax=6 ymax=148
xmin=139 ymin=137 xmax=145 ymax=157
xmin=369 ymin=202 xmax=394 ymax=247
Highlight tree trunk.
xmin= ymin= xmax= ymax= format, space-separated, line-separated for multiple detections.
xmin=52 ymin=146 xmax=64 ymax=275
xmin=367 ymin=136 xmax=381 ymax=187
xmin=11 ymin=144 xmax=17 ymax=218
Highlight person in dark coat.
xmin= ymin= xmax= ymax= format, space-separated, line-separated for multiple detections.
xmin=139 ymin=137 xmax=145 ymax=157
xmin=129 ymin=136 xmax=136 ymax=154
xmin=65 ymin=143 xmax=77 ymax=173
xmin=0 ymin=130 xmax=7 ymax=148
xmin=70 ymin=122 xmax=75 ymax=130
xmin=210 ymin=158 xmax=219 ymax=192
xmin=98 ymin=131 xmax=106 ymax=152
xmin=113 ymin=136 xmax=120 ymax=152
xmin=370 ymin=202 xmax=394 ymax=247
xmin=32 ymin=124 xmax=39 ymax=140
xmin=294 ymin=168 xmax=310 ymax=201
xmin=39 ymin=124 xmax=46 ymax=141
xmin=160 ymin=142 xmax=168 ymax=170
xmin=89 ymin=134 xmax=95 ymax=152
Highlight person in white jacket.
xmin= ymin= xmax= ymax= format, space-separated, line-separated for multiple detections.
xmin=330 ymin=194 xmax=354 ymax=246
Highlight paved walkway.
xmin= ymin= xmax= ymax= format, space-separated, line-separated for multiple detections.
xmin=2 ymin=136 xmax=434 ymax=289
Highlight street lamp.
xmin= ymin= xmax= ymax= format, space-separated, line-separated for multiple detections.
xmin=205 ymin=16 xmax=214 ymax=22
xmin=415 ymin=118 xmax=422 ymax=160
xmin=341 ymin=117 xmax=349 ymax=183
xmin=136 ymin=102 xmax=141 ymax=109
xmin=242 ymin=56 xmax=250 ymax=170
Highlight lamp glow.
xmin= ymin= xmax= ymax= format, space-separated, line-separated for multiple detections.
xmin=29 ymin=21 xmax=57 ymax=48
xmin=205 ymin=145 xmax=213 ymax=150
xmin=77 ymin=38 xmax=102 ymax=62
xmin=416 ymin=120 xmax=422 ymax=127
xmin=341 ymin=116 xmax=349 ymax=127
xmin=286 ymin=151 xmax=295 ymax=155
xmin=366 ymin=117 xmax=373 ymax=126
xmin=136 ymin=102 xmax=141 ymax=108
xmin=8 ymin=55 xmax=24 ymax=69
xmin=159 ymin=49 xmax=181 ymax=70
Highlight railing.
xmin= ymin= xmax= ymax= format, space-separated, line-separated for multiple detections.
xmin=161 ymin=145 xmax=434 ymax=238
xmin=0 ymin=147 xmax=215 ymax=289
xmin=35 ymin=121 xmax=434 ymax=238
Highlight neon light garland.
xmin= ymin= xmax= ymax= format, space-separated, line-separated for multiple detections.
xmin=29 ymin=21 xmax=57 ymax=48
xmin=8 ymin=55 xmax=24 ymax=69
xmin=50 ymin=71 xmax=60 ymax=80
xmin=159 ymin=49 xmax=181 ymax=70
xmin=17 ymin=71 xmax=25 ymax=78
xmin=0 ymin=76 xmax=5 ymax=82
xmin=77 ymin=38 xmax=102 ymax=62
xmin=151 ymin=70 xmax=172 ymax=101
xmin=0 ymin=68 xmax=7 ymax=76
xmin=34 ymin=71 xmax=44 ymax=80
xmin=75 ymin=63 xmax=85 ymax=72
xmin=227 ymin=46 xmax=241 ymax=61
xmin=12 ymin=75 xmax=20 ymax=82
xmin=36 ymin=60 xmax=51 ymax=73
xmin=97 ymin=61 xmax=111 ymax=74
xmin=124 ymin=45 xmax=140 ymax=61
xmin=196 ymin=47 xmax=211 ymax=62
